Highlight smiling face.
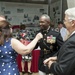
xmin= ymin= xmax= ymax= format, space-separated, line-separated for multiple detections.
xmin=39 ymin=16 xmax=50 ymax=30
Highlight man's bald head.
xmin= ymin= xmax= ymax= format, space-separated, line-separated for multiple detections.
xmin=0 ymin=15 xmax=6 ymax=21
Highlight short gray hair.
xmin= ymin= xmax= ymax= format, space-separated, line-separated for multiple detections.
xmin=65 ymin=7 xmax=75 ymax=21
xmin=40 ymin=14 xmax=50 ymax=22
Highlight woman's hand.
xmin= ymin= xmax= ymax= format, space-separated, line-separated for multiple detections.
xmin=35 ymin=32 xmax=43 ymax=40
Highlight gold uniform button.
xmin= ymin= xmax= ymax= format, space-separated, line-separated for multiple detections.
xmin=44 ymin=39 xmax=46 ymax=40
xmin=44 ymin=48 xmax=46 ymax=51
xmin=44 ymin=34 xmax=46 ymax=35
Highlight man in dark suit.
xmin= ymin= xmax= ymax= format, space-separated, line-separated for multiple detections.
xmin=44 ymin=7 xmax=75 ymax=75
xmin=36 ymin=14 xmax=63 ymax=75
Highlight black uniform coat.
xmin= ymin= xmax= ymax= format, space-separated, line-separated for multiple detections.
xmin=35 ymin=27 xmax=64 ymax=74
xmin=49 ymin=33 xmax=75 ymax=75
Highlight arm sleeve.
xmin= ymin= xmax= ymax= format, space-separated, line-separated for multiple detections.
xmin=56 ymin=33 xmax=64 ymax=50
xmin=49 ymin=44 xmax=75 ymax=75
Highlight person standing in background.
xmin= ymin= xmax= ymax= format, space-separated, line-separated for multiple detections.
xmin=18 ymin=25 xmax=32 ymax=75
xmin=35 ymin=14 xmax=64 ymax=75
xmin=44 ymin=7 xmax=75 ymax=75
xmin=58 ymin=21 xmax=69 ymax=41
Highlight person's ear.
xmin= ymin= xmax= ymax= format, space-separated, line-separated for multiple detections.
xmin=72 ymin=20 xmax=75 ymax=24
xmin=71 ymin=20 xmax=75 ymax=26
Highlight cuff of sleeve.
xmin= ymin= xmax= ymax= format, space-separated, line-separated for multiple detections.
xmin=49 ymin=62 xmax=57 ymax=74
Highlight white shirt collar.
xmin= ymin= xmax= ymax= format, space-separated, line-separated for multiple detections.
xmin=70 ymin=31 xmax=75 ymax=36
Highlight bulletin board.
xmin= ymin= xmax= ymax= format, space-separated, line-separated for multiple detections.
xmin=0 ymin=2 xmax=48 ymax=39
xmin=0 ymin=2 xmax=48 ymax=26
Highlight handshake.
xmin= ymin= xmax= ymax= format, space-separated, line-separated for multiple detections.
xmin=43 ymin=56 xmax=57 ymax=68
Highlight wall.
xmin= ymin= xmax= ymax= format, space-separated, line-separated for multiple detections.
xmin=50 ymin=0 xmax=62 ymax=27
xmin=67 ymin=0 xmax=75 ymax=8
xmin=0 ymin=2 xmax=48 ymax=25
xmin=49 ymin=0 xmax=71 ymax=27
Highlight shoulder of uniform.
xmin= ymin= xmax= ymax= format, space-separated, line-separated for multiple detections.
xmin=51 ymin=28 xmax=59 ymax=33
xmin=51 ymin=29 xmax=60 ymax=37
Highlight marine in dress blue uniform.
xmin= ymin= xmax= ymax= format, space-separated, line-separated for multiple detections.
xmin=35 ymin=14 xmax=64 ymax=75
